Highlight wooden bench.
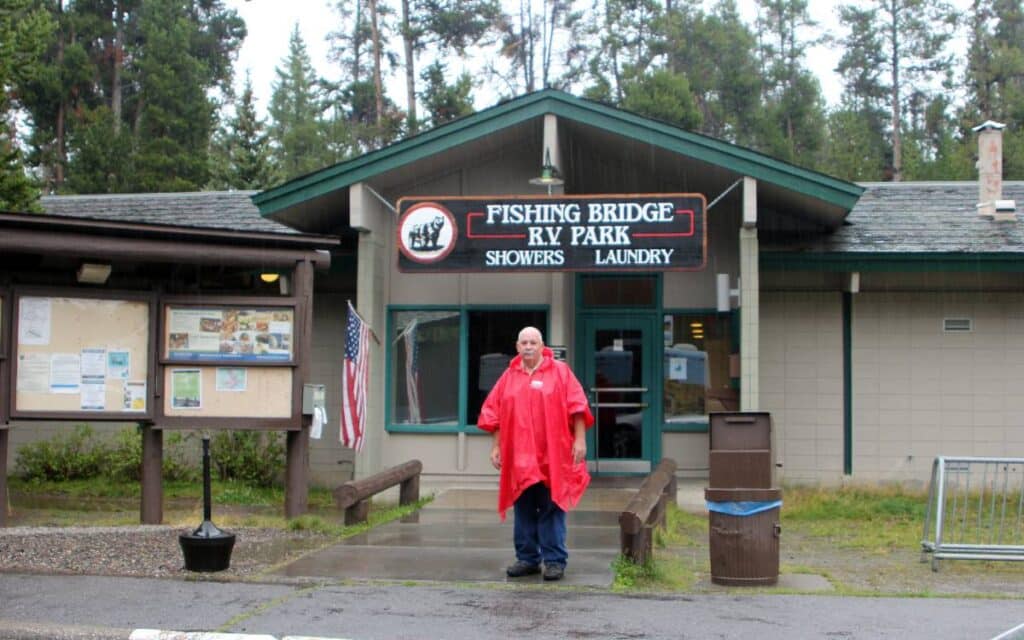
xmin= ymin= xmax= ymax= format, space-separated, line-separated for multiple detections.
xmin=619 ymin=458 xmax=678 ymax=564
xmin=333 ymin=459 xmax=423 ymax=525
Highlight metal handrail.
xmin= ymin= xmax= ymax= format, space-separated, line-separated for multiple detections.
xmin=591 ymin=387 xmax=648 ymax=393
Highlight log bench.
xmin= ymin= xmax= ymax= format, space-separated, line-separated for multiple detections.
xmin=333 ymin=459 xmax=423 ymax=525
xmin=619 ymin=458 xmax=678 ymax=564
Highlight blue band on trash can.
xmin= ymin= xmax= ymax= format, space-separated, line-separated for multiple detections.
xmin=705 ymin=500 xmax=782 ymax=516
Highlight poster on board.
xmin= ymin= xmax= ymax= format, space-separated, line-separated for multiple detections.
xmin=166 ymin=307 xmax=294 ymax=363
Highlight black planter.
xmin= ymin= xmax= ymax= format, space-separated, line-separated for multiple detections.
xmin=179 ymin=520 xmax=236 ymax=572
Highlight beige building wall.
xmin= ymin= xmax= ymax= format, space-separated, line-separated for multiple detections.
xmin=759 ymin=291 xmax=845 ymax=483
xmin=307 ymin=292 xmax=351 ymax=487
xmin=850 ymin=291 xmax=1024 ymax=486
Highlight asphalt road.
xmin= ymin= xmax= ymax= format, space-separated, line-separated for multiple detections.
xmin=2 ymin=573 xmax=1023 ymax=640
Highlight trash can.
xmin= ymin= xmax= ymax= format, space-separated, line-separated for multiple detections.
xmin=709 ymin=412 xmax=772 ymax=489
xmin=705 ymin=487 xmax=782 ymax=586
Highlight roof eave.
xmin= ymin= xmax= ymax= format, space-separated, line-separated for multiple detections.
xmin=253 ymin=90 xmax=864 ymax=219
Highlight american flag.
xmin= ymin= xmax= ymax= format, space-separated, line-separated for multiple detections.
xmin=341 ymin=301 xmax=370 ymax=450
xmin=403 ymin=318 xmax=422 ymax=423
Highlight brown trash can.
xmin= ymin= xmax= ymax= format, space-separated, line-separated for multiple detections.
xmin=709 ymin=412 xmax=773 ymax=489
xmin=705 ymin=487 xmax=782 ymax=586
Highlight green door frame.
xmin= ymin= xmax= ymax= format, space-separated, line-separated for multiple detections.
xmin=576 ymin=312 xmax=662 ymax=475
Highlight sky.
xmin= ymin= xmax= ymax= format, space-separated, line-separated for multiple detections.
xmin=224 ymin=0 xmax=969 ymax=119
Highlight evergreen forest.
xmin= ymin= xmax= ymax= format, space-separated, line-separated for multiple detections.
xmin=2 ymin=0 xmax=1023 ymax=213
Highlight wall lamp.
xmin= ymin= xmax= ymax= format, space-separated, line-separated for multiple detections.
xmin=259 ymin=272 xmax=280 ymax=283
xmin=76 ymin=262 xmax=112 ymax=285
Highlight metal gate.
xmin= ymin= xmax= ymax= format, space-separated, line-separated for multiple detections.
xmin=921 ymin=456 xmax=1024 ymax=570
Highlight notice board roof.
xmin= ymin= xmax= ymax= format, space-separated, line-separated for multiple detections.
xmin=41 ymin=191 xmax=293 ymax=235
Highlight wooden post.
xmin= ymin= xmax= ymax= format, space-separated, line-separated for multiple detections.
xmin=140 ymin=424 xmax=162 ymax=524
xmin=285 ymin=425 xmax=309 ymax=518
xmin=285 ymin=258 xmax=315 ymax=519
xmin=399 ymin=473 xmax=420 ymax=506
xmin=344 ymin=500 xmax=371 ymax=526
xmin=0 ymin=427 xmax=8 ymax=527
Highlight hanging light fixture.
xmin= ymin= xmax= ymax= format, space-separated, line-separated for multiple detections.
xmin=528 ymin=148 xmax=564 ymax=194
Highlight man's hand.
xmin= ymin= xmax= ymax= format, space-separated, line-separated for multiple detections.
xmin=490 ymin=443 xmax=501 ymax=469
xmin=571 ymin=413 xmax=587 ymax=464
xmin=571 ymin=437 xmax=586 ymax=464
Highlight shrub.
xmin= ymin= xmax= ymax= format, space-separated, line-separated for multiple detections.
xmin=209 ymin=430 xmax=285 ymax=488
xmin=17 ymin=425 xmax=198 ymax=483
xmin=16 ymin=424 xmax=107 ymax=481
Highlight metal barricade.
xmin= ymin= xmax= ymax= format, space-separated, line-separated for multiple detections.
xmin=921 ymin=456 xmax=1024 ymax=571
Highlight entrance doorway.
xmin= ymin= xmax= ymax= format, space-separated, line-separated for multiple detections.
xmin=579 ymin=315 xmax=657 ymax=474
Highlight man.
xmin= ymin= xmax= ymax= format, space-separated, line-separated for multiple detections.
xmin=477 ymin=326 xmax=593 ymax=581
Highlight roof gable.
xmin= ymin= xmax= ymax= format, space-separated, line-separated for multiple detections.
xmin=253 ymin=89 xmax=863 ymax=219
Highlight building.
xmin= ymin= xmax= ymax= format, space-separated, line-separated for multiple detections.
xmin=12 ymin=91 xmax=1022 ymax=492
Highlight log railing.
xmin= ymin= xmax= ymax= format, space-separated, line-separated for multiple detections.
xmin=619 ymin=458 xmax=678 ymax=564
xmin=333 ymin=459 xmax=423 ymax=525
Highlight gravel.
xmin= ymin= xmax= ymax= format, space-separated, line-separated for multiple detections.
xmin=0 ymin=525 xmax=334 ymax=579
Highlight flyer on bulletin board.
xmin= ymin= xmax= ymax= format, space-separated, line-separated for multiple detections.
xmin=170 ymin=369 xmax=202 ymax=409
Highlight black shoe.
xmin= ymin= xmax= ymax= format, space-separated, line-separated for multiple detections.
xmin=506 ymin=560 xmax=541 ymax=577
xmin=543 ymin=564 xmax=565 ymax=581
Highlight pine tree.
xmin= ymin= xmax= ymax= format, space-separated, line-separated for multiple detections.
xmin=653 ymin=0 xmax=762 ymax=145
xmin=128 ymin=0 xmax=216 ymax=191
xmin=269 ymin=26 xmax=331 ymax=179
xmin=0 ymin=0 xmax=53 ymax=211
xmin=399 ymin=0 xmax=498 ymax=133
xmin=963 ymin=0 xmax=1024 ymax=179
xmin=753 ymin=0 xmax=826 ymax=166
xmin=209 ymin=73 xmax=276 ymax=190
xmin=835 ymin=0 xmax=956 ymax=181
xmin=419 ymin=61 xmax=475 ymax=128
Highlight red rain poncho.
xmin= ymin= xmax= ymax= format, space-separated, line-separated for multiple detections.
xmin=477 ymin=347 xmax=594 ymax=520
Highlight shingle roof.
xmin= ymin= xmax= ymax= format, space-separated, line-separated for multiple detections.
xmin=766 ymin=181 xmax=1024 ymax=254
xmin=40 ymin=191 xmax=295 ymax=235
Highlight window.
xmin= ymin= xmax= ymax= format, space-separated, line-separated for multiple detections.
xmin=581 ymin=275 xmax=657 ymax=308
xmin=390 ymin=307 xmax=547 ymax=429
xmin=468 ymin=309 xmax=547 ymax=424
xmin=392 ymin=310 xmax=460 ymax=425
xmin=662 ymin=312 xmax=734 ymax=428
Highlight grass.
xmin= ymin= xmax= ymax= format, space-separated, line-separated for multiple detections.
xmin=610 ymin=485 xmax=1024 ymax=596
xmin=7 ymin=476 xmax=426 ymax=535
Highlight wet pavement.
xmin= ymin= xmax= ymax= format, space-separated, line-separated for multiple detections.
xmin=273 ymin=485 xmax=644 ymax=586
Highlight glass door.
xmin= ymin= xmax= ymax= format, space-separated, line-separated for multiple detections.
xmin=580 ymin=315 xmax=655 ymax=474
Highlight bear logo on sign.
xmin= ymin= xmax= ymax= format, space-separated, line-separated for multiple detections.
xmin=398 ymin=202 xmax=457 ymax=265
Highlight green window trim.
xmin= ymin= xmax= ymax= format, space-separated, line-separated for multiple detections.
xmin=385 ymin=304 xmax=549 ymax=434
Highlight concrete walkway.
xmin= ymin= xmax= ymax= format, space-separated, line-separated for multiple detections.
xmin=273 ymin=487 xmax=630 ymax=586
xmin=273 ymin=480 xmax=710 ymax=587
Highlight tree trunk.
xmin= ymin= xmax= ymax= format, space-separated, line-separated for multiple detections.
xmin=369 ymin=0 xmax=384 ymax=132
xmin=353 ymin=0 xmax=363 ymax=84
xmin=890 ymin=3 xmax=901 ymax=182
xmin=112 ymin=2 xmax=125 ymax=134
xmin=402 ymin=0 xmax=416 ymax=133
xmin=54 ymin=1 xmax=66 ymax=189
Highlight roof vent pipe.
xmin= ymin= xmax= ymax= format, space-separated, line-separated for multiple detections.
xmin=973 ymin=120 xmax=1011 ymax=220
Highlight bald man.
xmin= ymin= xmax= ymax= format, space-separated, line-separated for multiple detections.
xmin=477 ymin=326 xmax=594 ymax=581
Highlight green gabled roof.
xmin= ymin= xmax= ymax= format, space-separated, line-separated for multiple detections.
xmin=253 ymin=89 xmax=863 ymax=217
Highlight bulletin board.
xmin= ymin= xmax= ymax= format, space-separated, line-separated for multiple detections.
xmin=12 ymin=293 xmax=151 ymax=418
xmin=162 ymin=365 xmax=292 ymax=418
xmin=158 ymin=300 xmax=299 ymax=426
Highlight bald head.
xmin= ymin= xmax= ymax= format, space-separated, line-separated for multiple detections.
xmin=516 ymin=326 xmax=544 ymax=369
xmin=517 ymin=326 xmax=543 ymax=343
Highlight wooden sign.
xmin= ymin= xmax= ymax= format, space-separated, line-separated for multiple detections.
xmin=397 ymin=194 xmax=707 ymax=273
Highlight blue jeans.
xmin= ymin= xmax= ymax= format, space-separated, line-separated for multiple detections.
xmin=513 ymin=482 xmax=568 ymax=567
